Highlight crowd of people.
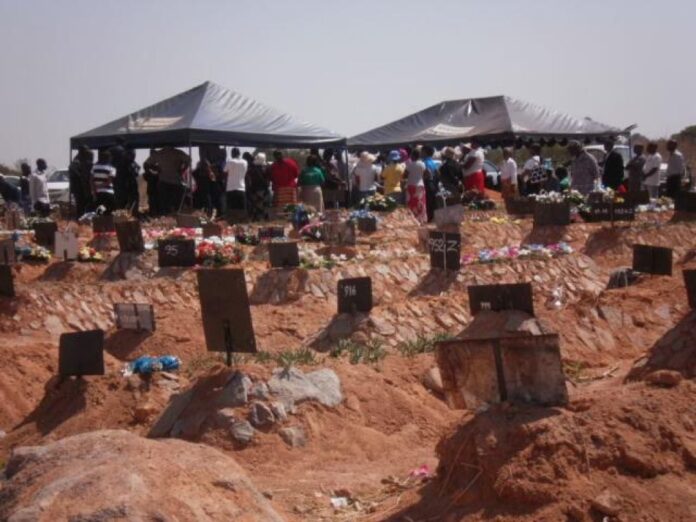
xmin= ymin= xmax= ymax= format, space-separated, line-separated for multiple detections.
xmin=2 ymin=137 xmax=689 ymax=224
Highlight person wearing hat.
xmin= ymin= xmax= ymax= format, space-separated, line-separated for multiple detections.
xmin=567 ymin=140 xmax=599 ymax=195
xmin=352 ymin=151 xmax=379 ymax=200
xmin=438 ymin=147 xmax=463 ymax=200
xmin=381 ymin=150 xmax=405 ymax=203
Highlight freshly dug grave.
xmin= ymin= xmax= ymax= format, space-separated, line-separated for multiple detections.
xmin=390 ymin=380 xmax=696 ymax=521
xmin=0 ymin=429 xmax=283 ymax=521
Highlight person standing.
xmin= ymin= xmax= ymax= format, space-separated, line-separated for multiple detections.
xmin=192 ymin=158 xmax=215 ymax=215
xmin=90 ymin=150 xmax=117 ymax=214
xmin=68 ymin=145 xmax=94 ymax=218
xmin=246 ymin=152 xmax=272 ymax=221
xmin=520 ymin=144 xmax=545 ymax=195
xmin=625 ymin=144 xmax=646 ymax=193
xmin=601 ymin=139 xmax=625 ymax=190
xmin=148 ymin=147 xmax=190 ymax=215
xmin=499 ymin=148 xmax=518 ymax=199
xmin=461 ymin=140 xmax=486 ymax=195
xmin=567 ymin=141 xmax=599 ymax=195
xmin=642 ymin=142 xmax=662 ymax=200
xmin=381 ymin=150 xmax=406 ymax=203
xmin=352 ymin=151 xmax=379 ymax=200
xmin=142 ymin=150 xmax=161 ymax=217
xmin=19 ymin=162 xmax=32 ymax=214
xmin=435 ymin=147 xmax=461 ymax=204
xmin=665 ymin=139 xmax=685 ymax=198
xmin=404 ymin=148 xmax=427 ymax=224
xmin=270 ymin=150 xmax=300 ymax=208
xmin=30 ymin=159 xmax=51 ymax=216
xmin=298 ymin=155 xmax=326 ymax=212
xmin=123 ymin=148 xmax=140 ymax=215
xmin=224 ymin=147 xmax=248 ymax=216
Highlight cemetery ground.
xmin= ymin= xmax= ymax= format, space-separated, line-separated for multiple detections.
xmin=0 ymin=202 xmax=695 ymax=521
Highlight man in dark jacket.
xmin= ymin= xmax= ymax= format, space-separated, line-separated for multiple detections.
xmin=601 ymin=139 xmax=624 ymax=190
xmin=68 ymin=145 xmax=94 ymax=218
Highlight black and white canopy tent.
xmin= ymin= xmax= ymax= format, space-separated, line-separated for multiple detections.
xmin=348 ymin=95 xmax=628 ymax=150
xmin=70 ymin=81 xmax=346 ymax=151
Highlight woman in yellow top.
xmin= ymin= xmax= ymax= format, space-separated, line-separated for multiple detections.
xmin=381 ymin=150 xmax=405 ymax=204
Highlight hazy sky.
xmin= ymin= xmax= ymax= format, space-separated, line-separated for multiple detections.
xmin=0 ymin=0 xmax=693 ymax=167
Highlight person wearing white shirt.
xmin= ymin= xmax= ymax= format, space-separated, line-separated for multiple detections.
xmin=224 ymin=147 xmax=248 ymax=214
xmin=461 ymin=140 xmax=486 ymax=194
xmin=642 ymin=142 xmax=662 ymax=199
xmin=499 ymin=148 xmax=518 ymax=199
xmin=352 ymin=151 xmax=379 ymax=198
xmin=665 ymin=139 xmax=685 ymax=198
xmin=29 ymin=158 xmax=51 ymax=216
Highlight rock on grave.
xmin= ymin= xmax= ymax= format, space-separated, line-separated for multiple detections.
xmin=279 ymin=426 xmax=307 ymax=448
xmin=645 ymin=370 xmax=683 ymax=388
xmin=422 ymin=367 xmax=444 ymax=394
xmin=591 ymin=489 xmax=622 ymax=517
xmin=269 ymin=401 xmax=288 ymax=423
xmin=267 ymin=368 xmax=343 ymax=408
xmin=214 ymin=408 xmax=237 ymax=429
xmin=229 ymin=420 xmax=255 ymax=445
xmin=249 ymin=382 xmax=270 ymax=400
xmin=248 ymin=402 xmax=275 ymax=428
xmin=218 ymin=372 xmax=252 ymax=408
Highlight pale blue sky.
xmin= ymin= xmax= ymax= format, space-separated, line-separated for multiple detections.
xmin=0 ymin=0 xmax=693 ymax=167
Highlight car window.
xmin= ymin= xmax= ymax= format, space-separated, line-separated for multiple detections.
xmin=49 ymin=170 xmax=69 ymax=182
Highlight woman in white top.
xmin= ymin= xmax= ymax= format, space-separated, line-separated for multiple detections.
xmin=499 ymin=147 xmax=518 ymax=199
xmin=352 ymin=152 xmax=379 ymax=199
xmin=404 ymin=148 xmax=427 ymax=224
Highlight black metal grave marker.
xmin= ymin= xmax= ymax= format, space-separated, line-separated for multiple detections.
xmin=337 ymin=277 xmax=372 ymax=314
xmin=533 ymin=201 xmax=570 ymax=227
xmin=115 ymin=220 xmax=145 ymax=253
xmin=257 ymin=226 xmax=285 ymax=241
xmin=114 ymin=303 xmax=156 ymax=332
xmin=468 ymin=282 xmax=535 ymax=316
xmin=157 ymin=239 xmax=196 ymax=267
xmin=0 ymin=238 xmax=15 ymax=265
xmin=197 ymin=268 xmax=256 ymax=366
xmin=428 ymin=231 xmax=461 ymax=271
xmin=33 ymin=221 xmax=58 ymax=248
xmin=92 ymin=215 xmax=115 ymax=233
xmin=632 ymin=245 xmax=673 ymax=276
xmin=58 ymin=329 xmax=105 ymax=377
xmin=0 ymin=265 xmax=14 ymax=297
xmin=268 ymin=241 xmax=300 ymax=268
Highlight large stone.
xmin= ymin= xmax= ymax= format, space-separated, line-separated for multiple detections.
xmin=249 ymin=402 xmax=275 ymax=428
xmin=249 ymin=382 xmax=270 ymax=400
xmin=591 ymin=490 xmax=622 ymax=516
xmin=218 ymin=371 xmax=252 ymax=408
xmin=171 ymin=411 xmax=207 ymax=439
xmin=269 ymin=401 xmax=288 ymax=423
xmin=268 ymin=367 xmax=343 ymax=408
xmin=229 ymin=420 xmax=255 ymax=445
xmin=279 ymin=426 xmax=307 ymax=448
xmin=214 ymin=408 xmax=237 ymax=429
xmin=148 ymin=389 xmax=194 ymax=438
xmin=1 ymin=430 xmax=282 ymax=521
xmin=422 ymin=367 xmax=444 ymax=394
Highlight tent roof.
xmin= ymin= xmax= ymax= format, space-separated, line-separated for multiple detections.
xmin=71 ymin=81 xmax=346 ymax=149
xmin=348 ymin=95 xmax=624 ymax=149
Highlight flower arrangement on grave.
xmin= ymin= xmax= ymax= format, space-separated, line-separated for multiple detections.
xmin=359 ymin=193 xmax=397 ymax=212
xmin=489 ymin=216 xmax=522 ymax=225
xmin=529 ymin=191 xmax=565 ymax=204
xmin=159 ymin=228 xmax=196 ymax=242
xmin=461 ymin=190 xmax=497 ymax=211
xmin=16 ymin=244 xmax=51 ymax=262
xmin=196 ymin=238 xmax=244 ymax=267
xmin=20 ymin=216 xmax=53 ymax=230
xmin=348 ymin=209 xmax=377 ymax=221
xmin=290 ymin=204 xmax=315 ymax=230
xmin=563 ymin=190 xmax=585 ymax=206
xmin=461 ymin=242 xmax=573 ymax=265
xmin=636 ymin=197 xmax=674 ymax=213
xmin=234 ymin=227 xmax=260 ymax=246
xmin=299 ymin=249 xmax=346 ymax=269
xmin=77 ymin=247 xmax=104 ymax=263
xmin=299 ymin=222 xmax=323 ymax=241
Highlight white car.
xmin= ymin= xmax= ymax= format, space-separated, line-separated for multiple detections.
xmin=47 ymin=169 xmax=70 ymax=203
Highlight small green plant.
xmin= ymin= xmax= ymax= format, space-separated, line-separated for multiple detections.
xmin=329 ymin=338 xmax=354 ymax=359
xmin=564 ymin=360 xmax=588 ymax=382
xmin=253 ymin=351 xmax=274 ymax=364
xmin=186 ymin=353 xmax=226 ymax=376
xmin=328 ymin=338 xmax=387 ymax=365
xmin=274 ymin=347 xmax=318 ymax=371
xmin=398 ymin=332 xmax=454 ymax=357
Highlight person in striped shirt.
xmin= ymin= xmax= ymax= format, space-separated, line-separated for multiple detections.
xmin=90 ymin=150 xmax=117 ymax=214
